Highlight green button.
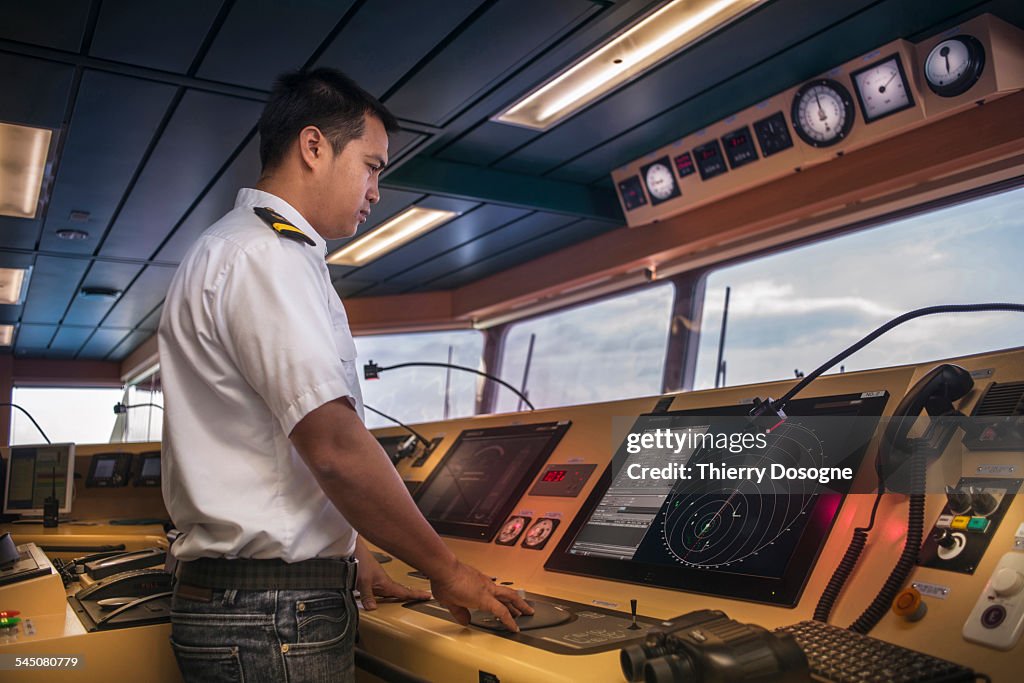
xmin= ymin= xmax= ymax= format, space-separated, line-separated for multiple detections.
xmin=967 ymin=517 xmax=990 ymax=533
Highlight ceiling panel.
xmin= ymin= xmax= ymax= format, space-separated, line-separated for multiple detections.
xmin=384 ymin=0 xmax=596 ymax=126
xmin=0 ymin=0 xmax=90 ymax=52
xmin=40 ymin=70 xmax=178 ymax=255
xmin=107 ymin=329 xmax=153 ymax=361
xmin=424 ymin=217 xmax=618 ymax=290
xmin=101 ymin=265 xmax=178 ymax=329
xmin=379 ymin=211 xmax=582 ymax=290
xmin=63 ymin=261 xmax=144 ymax=326
xmin=98 ymin=90 xmax=263 ymax=260
xmin=21 ymin=256 xmax=91 ymax=324
xmin=196 ymin=0 xmax=356 ymax=90
xmin=137 ymin=304 xmax=163 ymax=332
xmin=544 ymin=0 xmax=986 ymax=183
xmin=89 ymin=0 xmax=222 ymax=73
xmin=48 ymin=325 xmax=94 ymax=357
xmin=340 ymin=202 xmax=521 ymax=284
xmin=494 ymin=0 xmax=879 ymax=178
xmin=78 ymin=326 xmax=130 ymax=359
xmin=14 ymin=323 xmax=57 ymax=355
xmin=436 ymin=122 xmax=538 ymax=167
xmin=314 ymin=0 xmax=484 ymax=100
xmin=0 ymin=53 xmax=74 ymax=129
xmin=155 ymin=135 xmax=261 ymax=263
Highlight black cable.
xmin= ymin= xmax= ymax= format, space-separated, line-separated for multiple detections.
xmin=0 ymin=402 xmax=51 ymax=444
xmin=113 ymin=402 xmax=164 ymax=414
xmin=765 ymin=303 xmax=1024 ymax=414
xmin=367 ymin=361 xmax=535 ymax=411
xmin=363 ymin=404 xmax=432 ymax=449
xmin=849 ymin=441 xmax=928 ymax=634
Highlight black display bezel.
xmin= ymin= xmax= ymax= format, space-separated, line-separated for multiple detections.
xmin=640 ymin=156 xmax=681 ymax=205
xmin=692 ymin=139 xmax=728 ymax=180
xmin=925 ymin=35 xmax=986 ymax=98
xmin=133 ymin=451 xmax=161 ymax=487
xmin=721 ymin=125 xmax=759 ymax=169
xmin=86 ymin=452 xmax=132 ymax=488
xmin=790 ymin=78 xmax=855 ymax=148
xmin=850 ymin=53 xmax=916 ymax=124
xmin=617 ymin=176 xmax=648 ymax=211
xmin=544 ymin=392 xmax=888 ymax=607
xmin=414 ymin=422 xmax=570 ymax=542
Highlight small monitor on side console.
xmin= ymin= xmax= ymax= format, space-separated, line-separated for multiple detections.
xmin=86 ymin=452 xmax=133 ymax=487
xmin=546 ymin=392 xmax=888 ymax=607
xmin=3 ymin=443 xmax=76 ymax=517
xmin=415 ymin=422 xmax=570 ymax=541
xmin=134 ymin=451 xmax=161 ymax=487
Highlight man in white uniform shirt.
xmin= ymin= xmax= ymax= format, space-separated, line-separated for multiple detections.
xmin=160 ymin=68 xmax=530 ymax=683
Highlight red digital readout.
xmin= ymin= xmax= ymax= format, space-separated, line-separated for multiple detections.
xmin=542 ymin=469 xmax=567 ymax=482
xmin=727 ymin=134 xmax=748 ymax=147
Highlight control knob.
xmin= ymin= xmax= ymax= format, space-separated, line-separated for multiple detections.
xmin=970 ymin=489 xmax=1000 ymax=517
xmin=945 ymin=485 xmax=972 ymax=515
xmin=991 ymin=568 xmax=1024 ymax=598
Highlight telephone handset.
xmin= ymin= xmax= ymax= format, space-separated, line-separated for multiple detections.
xmin=880 ymin=363 xmax=974 ymax=483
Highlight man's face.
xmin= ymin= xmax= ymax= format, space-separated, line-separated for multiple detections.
xmin=318 ymin=114 xmax=389 ymax=239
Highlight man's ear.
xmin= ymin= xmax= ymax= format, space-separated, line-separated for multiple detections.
xmin=297 ymin=126 xmax=326 ymax=170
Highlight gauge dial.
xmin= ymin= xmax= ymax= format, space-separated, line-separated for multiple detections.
xmin=924 ymin=35 xmax=985 ymax=97
xmin=496 ymin=515 xmax=529 ymax=545
xmin=791 ymin=79 xmax=855 ymax=148
xmin=640 ymin=156 xmax=680 ymax=205
xmin=522 ymin=517 xmax=559 ymax=550
xmin=851 ymin=54 xmax=914 ymax=122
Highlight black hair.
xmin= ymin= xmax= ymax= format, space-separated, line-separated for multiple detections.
xmin=258 ymin=67 xmax=400 ymax=171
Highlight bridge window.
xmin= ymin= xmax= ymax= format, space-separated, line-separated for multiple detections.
xmin=496 ymin=283 xmax=675 ymax=412
xmin=356 ymin=329 xmax=484 ymax=429
xmin=693 ymin=183 xmax=1024 ymax=390
xmin=11 ymin=386 xmax=126 ymax=445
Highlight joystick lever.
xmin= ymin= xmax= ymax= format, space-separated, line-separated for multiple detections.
xmin=629 ymin=598 xmax=641 ymax=630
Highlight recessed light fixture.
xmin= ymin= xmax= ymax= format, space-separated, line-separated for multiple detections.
xmin=327 ymin=207 xmax=460 ymax=266
xmin=0 ymin=324 xmax=14 ymax=347
xmin=493 ymin=0 xmax=763 ymax=131
xmin=0 ymin=122 xmax=52 ymax=219
xmin=0 ymin=267 xmax=29 ymax=305
xmin=79 ymin=286 xmax=122 ymax=300
xmin=56 ymin=228 xmax=90 ymax=241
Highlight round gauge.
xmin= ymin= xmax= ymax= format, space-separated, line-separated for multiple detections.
xmin=852 ymin=55 xmax=914 ymax=122
xmin=644 ymin=163 xmax=675 ymax=201
xmin=791 ymin=79 xmax=855 ymax=148
xmin=924 ymin=35 xmax=985 ymax=97
xmin=497 ymin=516 xmax=528 ymax=545
xmin=523 ymin=518 xmax=557 ymax=549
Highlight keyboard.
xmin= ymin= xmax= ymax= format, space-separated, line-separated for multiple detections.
xmin=776 ymin=620 xmax=976 ymax=683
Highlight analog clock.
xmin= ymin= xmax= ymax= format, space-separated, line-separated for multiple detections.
xmin=851 ymin=54 xmax=914 ymax=123
xmin=924 ymin=35 xmax=985 ymax=97
xmin=791 ymin=79 xmax=856 ymax=148
xmin=641 ymin=156 xmax=680 ymax=205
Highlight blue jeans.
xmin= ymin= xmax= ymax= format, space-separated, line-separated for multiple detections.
xmin=170 ymin=585 xmax=356 ymax=683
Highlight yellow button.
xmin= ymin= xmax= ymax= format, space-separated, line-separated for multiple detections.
xmin=951 ymin=516 xmax=970 ymax=530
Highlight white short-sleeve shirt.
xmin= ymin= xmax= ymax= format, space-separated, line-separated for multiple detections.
xmin=159 ymin=188 xmax=363 ymax=562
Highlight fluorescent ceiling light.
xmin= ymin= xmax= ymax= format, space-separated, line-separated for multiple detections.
xmin=0 ymin=267 xmax=28 ymax=305
xmin=494 ymin=0 xmax=763 ymax=131
xmin=327 ymin=207 xmax=459 ymax=266
xmin=0 ymin=324 xmax=14 ymax=346
xmin=0 ymin=122 xmax=52 ymax=219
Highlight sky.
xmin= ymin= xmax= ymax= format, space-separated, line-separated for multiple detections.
xmin=10 ymin=184 xmax=1023 ymax=442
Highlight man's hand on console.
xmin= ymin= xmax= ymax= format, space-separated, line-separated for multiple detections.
xmin=354 ymin=541 xmax=431 ymax=610
xmin=430 ymin=560 xmax=534 ymax=632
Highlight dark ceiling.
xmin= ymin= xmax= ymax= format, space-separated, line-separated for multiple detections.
xmin=0 ymin=0 xmax=1020 ymax=361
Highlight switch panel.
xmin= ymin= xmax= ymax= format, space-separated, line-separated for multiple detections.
xmin=963 ymin=552 xmax=1024 ymax=650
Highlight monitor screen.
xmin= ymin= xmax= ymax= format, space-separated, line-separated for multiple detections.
xmin=3 ymin=443 xmax=76 ymax=516
xmin=133 ymin=451 xmax=161 ymax=487
xmin=545 ymin=392 xmax=888 ymax=606
xmin=414 ymin=422 xmax=570 ymax=541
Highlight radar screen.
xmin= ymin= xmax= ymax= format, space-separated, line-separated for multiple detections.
xmin=546 ymin=392 xmax=888 ymax=606
xmin=415 ymin=422 xmax=570 ymax=541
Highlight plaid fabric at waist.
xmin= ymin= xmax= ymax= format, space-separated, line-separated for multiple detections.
xmin=178 ymin=556 xmax=358 ymax=591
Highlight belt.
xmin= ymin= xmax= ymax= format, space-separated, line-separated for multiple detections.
xmin=178 ymin=556 xmax=359 ymax=591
